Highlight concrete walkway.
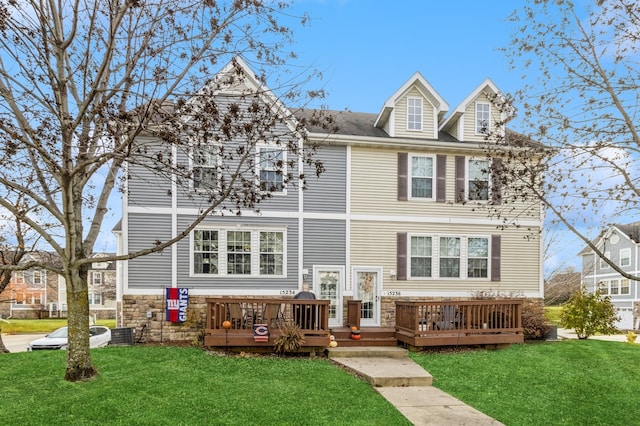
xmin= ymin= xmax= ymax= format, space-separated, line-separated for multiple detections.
xmin=328 ymin=347 xmax=503 ymax=425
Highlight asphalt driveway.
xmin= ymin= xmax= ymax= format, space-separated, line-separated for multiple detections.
xmin=2 ymin=334 xmax=46 ymax=353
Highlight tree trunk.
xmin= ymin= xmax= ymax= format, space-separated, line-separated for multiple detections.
xmin=64 ymin=271 xmax=97 ymax=381
xmin=0 ymin=328 xmax=9 ymax=354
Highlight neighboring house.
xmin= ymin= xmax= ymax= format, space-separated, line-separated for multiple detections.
xmin=580 ymin=221 xmax=640 ymax=330
xmin=0 ymin=252 xmax=117 ymax=320
xmin=117 ymin=57 xmax=544 ymax=337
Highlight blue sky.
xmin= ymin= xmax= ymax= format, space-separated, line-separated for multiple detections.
xmin=286 ymin=1 xmax=521 ymax=115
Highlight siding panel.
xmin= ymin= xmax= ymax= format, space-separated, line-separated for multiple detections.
xmin=303 ymin=219 xmax=346 ymax=268
xmin=127 ymin=214 xmax=173 ymax=288
xmin=304 ymin=145 xmax=347 ymax=213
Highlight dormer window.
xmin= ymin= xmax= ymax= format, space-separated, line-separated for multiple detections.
xmin=407 ymin=97 xmax=422 ymax=131
xmin=476 ymin=102 xmax=490 ymax=134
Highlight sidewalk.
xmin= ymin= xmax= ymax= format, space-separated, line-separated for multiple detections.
xmin=556 ymin=327 xmax=629 ymax=342
xmin=328 ymin=347 xmax=503 ymax=425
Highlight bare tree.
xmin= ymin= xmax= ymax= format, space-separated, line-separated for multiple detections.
xmin=0 ymin=0 xmax=329 ymax=381
xmin=487 ymin=0 xmax=640 ymax=280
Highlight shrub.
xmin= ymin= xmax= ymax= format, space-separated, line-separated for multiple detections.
xmin=522 ymin=298 xmax=552 ymax=340
xmin=273 ymin=322 xmax=305 ymax=354
xmin=560 ymin=287 xmax=619 ymax=339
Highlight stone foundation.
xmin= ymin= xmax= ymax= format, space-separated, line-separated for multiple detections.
xmin=121 ymin=294 xmax=476 ymax=342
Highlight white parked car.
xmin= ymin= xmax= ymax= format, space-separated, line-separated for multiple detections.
xmin=27 ymin=326 xmax=111 ymax=351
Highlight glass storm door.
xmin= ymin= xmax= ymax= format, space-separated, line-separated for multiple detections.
xmin=314 ymin=266 xmax=343 ymax=328
xmin=354 ymin=267 xmax=382 ymax=327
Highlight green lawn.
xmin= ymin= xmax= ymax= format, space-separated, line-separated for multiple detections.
xmin=410 ymin=340 xmax=640 ymax=425
xmin=0 ymin=319 xmax=116 ymax=333
xmin=1 ymin=340 xmax=638 ymax=425
xmin=0 ymin=347 xmax=410 ymax=425
xmin=544 ymin=306 xmax=563 ymax=325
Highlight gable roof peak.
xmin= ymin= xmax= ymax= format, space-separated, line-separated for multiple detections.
xmin=439 ymin=77 xmax=509 ymax=132
xmin=374 ymin=71 xmax=449 ymax=128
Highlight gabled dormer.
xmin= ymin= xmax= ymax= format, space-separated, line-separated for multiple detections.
xmin=374 ymin=72 xmax=449 ymax=139
xmin=440 ymin=78 xmax=510 ymax=142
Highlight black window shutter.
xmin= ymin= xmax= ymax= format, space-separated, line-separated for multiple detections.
xmin=397 ymin=232 xmax=407 ymax=280
xmin=491 ymin=158 xmax=503 ymax=205
xmin=491 ymin=235 xmax=501 ymax=281
xmin=398 ymin=152 xmax=408 ymax=201
xmin=436 ymin=155 xmax=446 ymax=202
xmin=455 ymin=156 xmax=466 ymax=203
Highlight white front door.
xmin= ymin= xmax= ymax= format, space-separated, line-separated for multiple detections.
xmin=353 ymin=267 xmax=382 ymax=327
xmin=313 ymin=266 xmax=344 ymax=328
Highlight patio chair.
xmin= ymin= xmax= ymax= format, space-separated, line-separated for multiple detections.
xmin=227 ymin=303 xmax=245 ymax=329
xmin=432 ymin=305 xmax=462 ymax=330
xmin=262 ymin=303 xmax=283 ymax=328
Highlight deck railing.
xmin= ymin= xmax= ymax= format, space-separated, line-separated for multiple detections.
xmin=205 ymin=298 xmax=330 ymax=348
xmin=395 ymin=299 xmax=524 ymax=347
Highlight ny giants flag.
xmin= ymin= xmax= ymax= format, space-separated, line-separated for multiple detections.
xmin=166 ymin=288 xmax=188 ymax=323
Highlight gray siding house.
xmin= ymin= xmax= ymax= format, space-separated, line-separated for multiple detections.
xmin=117 ymin=57 xmax=544 ymax=339
xmin=580 ymin=221 xmax=640 ymax=330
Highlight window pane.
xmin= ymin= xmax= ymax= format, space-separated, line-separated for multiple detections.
xmin=408 ymin=98 xmax=422 ymax=130
xmin=468 ymin=159 xmax=490 ymax=201
xmin=440 ymin=237 xmax=460 ymax=278
xmin=228 ymin=231 xmax=251 ymax=275
xmin=468 ymin=238 xmax=488 ymax=257
xmin=193 ymin=146 xmax=217 ymax=190
xmin=440 ymin=258 xmax=460 ymax=278
xmin=259 ymin=148 xmax=284 ymax=192
xmin=476 ymin=103 xmax=490 ymax=133
xmin=260 ymin=231 xmax=284 ymax=275
xmin=410 ymin=236 xmax=432 ymax=278
xmin=193 ymin=230 xmax=218 ymax=274
xmin=411 ymin=156 xmax=433 ymax=198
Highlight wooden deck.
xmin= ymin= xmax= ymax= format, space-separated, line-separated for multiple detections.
xmin=204 ymin=298 xmax=332 ymax=351
xmin=204 ymin=298 xmax=524 ymax=351
xmin=395 ymin=299 xmax=524 ymax=347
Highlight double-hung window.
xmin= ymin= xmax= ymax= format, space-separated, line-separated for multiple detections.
xmin=410 ymin=155 xmax=434 ymax=199
xmin=89 ymin=293 xmax=102 ymax=305
xmin=227 ymin=231 xmax=252 ymax=275
xmin=476 ymin=102 xmax=490 ymax=134
xmin=193 ymin=227 xmax=286 ymax=277
xmin=258 ymin=147 xmax=285 ymax=193
xmin=92 ymin=272 xmax=103 ymax=286
xmin=440 ymin=237 xmax=461 ymax=278
xmin=621 ymin=279 xmax=630 ymax=295
xmin=620 ymin=248 xmax=631 ymax=267
xmin=260 ymin=231 xmax=284 ymax=275
xmin=193 ymin=145 xmax=218 ymax=190
xmin=407 ymin=97 xmax=422 ymax=131
xmin=468 ymin=159 xmax=490 ymax=201
xmin=193 ymin=230 xmax=219 ymax=274
xmin=599 ymin=251 xmax=610 ymax=270
xmin=410 ymin=236 xmax=432 ymax=278
xmin=468 ymin=237 xmax=489 ymax=278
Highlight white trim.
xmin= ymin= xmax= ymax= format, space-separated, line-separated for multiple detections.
xmin=406 ymin=233 xmax=491 ymax=280
xmin=352 ymin=266 xmax=383 ymax=326
xmin=126 ymin=205 xmax=541 ymax=227
xmin=475 ymin=101 xmax=491 ymax=135
xmin=172 ymin=143 xmax=178 ymax=288
xmin=313 ymin=265 xmax=345 ymax=327
xmin=346 ymin=146 xmax=352 ymax=291
xmin=406 ymin=97 xmax=423 ymax=131
xmin=620 ymin=247 xmax=631 ymax=267
xmin=408 ymin=153 xmax=436 ymax=201
xmin=256 ymin=144 xmax=288 ymax=196
xmin=298 ymin=140 xmax=304 ymax=287
xmin=465 ymin=157 xmax=491 ymax=202
xmin=189 ymin=226 xmax=288 ymax=278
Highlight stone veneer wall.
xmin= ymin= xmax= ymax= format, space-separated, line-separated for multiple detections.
xmin=121 ymin=295 xmax=208 ymax=343
xmin=121 ymin=295 xmax=533 ymax=342
xmin=634 ymin=302 xmax=640 ymax=330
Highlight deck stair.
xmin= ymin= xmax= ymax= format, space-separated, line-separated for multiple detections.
xmin=331 ymin=326 xmax=397 ymax=347
xmin=327 ymin=346 xmax=433 ymax=387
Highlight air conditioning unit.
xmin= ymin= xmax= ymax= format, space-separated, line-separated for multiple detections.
xmin=110 ymin=327 xmax=134 ymax=345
